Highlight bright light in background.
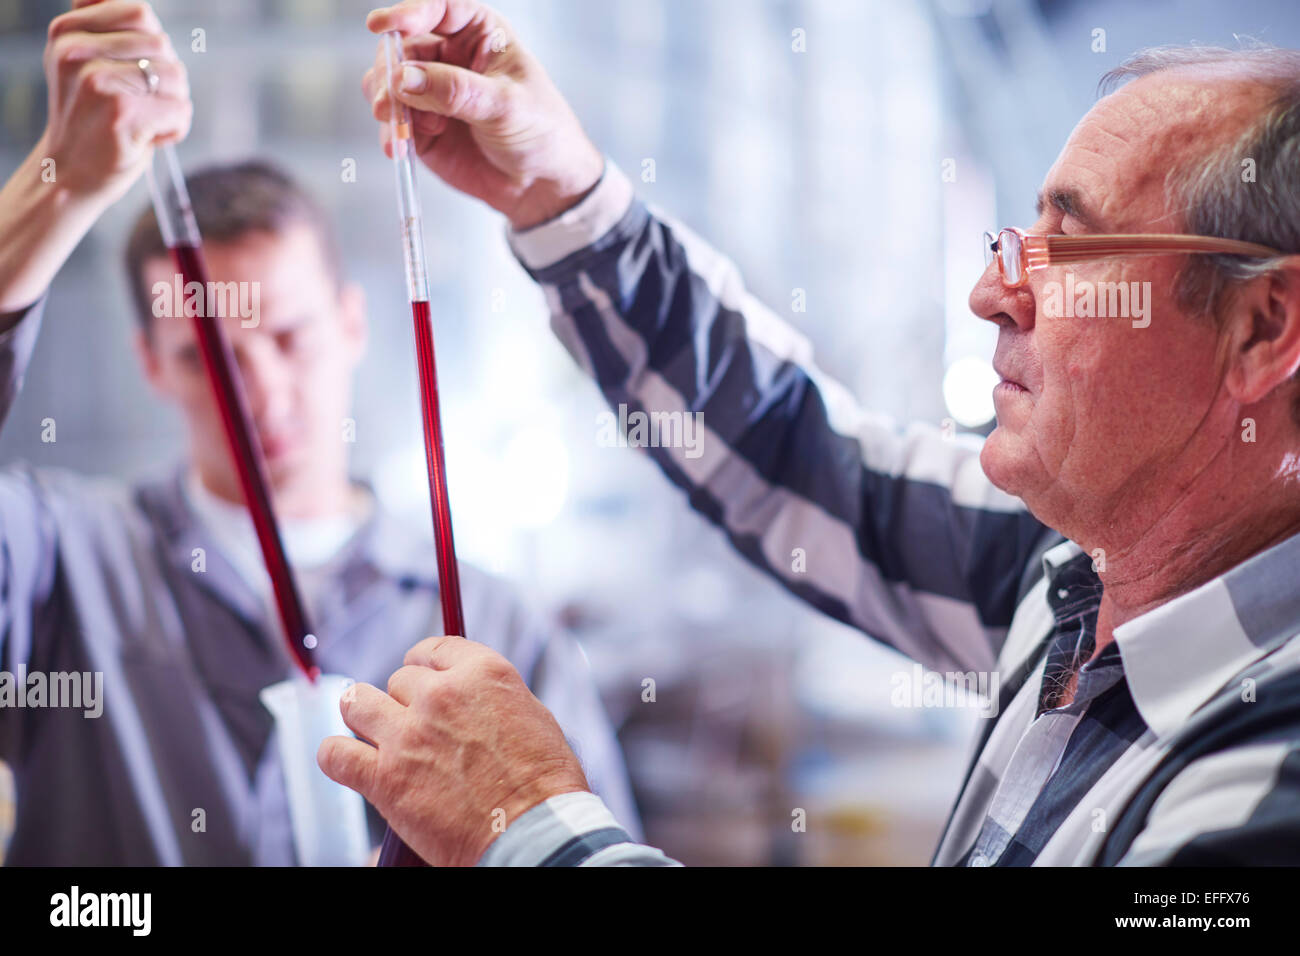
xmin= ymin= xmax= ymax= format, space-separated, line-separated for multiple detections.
xmin=500 ymin=426 xmax=570 ymax=529
xmin=486 ymin=327 xmax=546 ymax=396
xmin=937 ymin=0 xmax=994 ymax=16
xmin=942 ymin=355 xmax=998 ymax=427
xmin=372 ymin=421 xmax=571 ymax=574
xmin=941 ymin=146 xmax=998 ymax=375
xmin=373 ymin=442 xmax=429 ymax=521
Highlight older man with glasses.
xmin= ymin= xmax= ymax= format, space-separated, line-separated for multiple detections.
xmin=322 ymin=0 xmax=1300 ymax=867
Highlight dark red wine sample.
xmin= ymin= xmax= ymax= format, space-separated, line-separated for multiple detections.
xmin=411 ymin=298 xmax=466 ymax=637
xmin=376 ymin=298 xmax=466 ymax=868
xmin=170 ymin=243 xmax=319 ymax=680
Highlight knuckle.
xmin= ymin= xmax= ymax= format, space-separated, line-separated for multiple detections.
xmin=422 ymin=635 xmax=456 ymax=663
xmin=80 ymin=65 xmax=116 ymax=98
xmin=442 ymin=73 xmax=469 ymax=113
xmin=47 ymin=12 xmax=75 ymax=41
xmin=385 ymin=668 xmax=407 ymax=697
xmin=107 ymin=91 xmax=131 ymax=124
xmin=141 ymin=31 xmax=169 ymax=59
xmin=497 ymin=82 xmax=521 ymax=118
xmin=478 ymin=653 xmax=516 ymax=684
xmin=126 ymin=2 xmax=160 ymax=32
xmin=420 ymin=679 xmax=455 ymax=713
xmin=50 ymin=35 xmax=82 ymax=68
xmin=109 ymin=115 xmax=133 ymax=141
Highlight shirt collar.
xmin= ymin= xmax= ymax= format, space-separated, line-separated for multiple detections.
xmin=1040 ymin=531 xmax=1300 ymax=739
xmin=139 ymin=465 xmax=440 ymax=602
xmin=1041 ymin=538 xmax=1084 ymax=573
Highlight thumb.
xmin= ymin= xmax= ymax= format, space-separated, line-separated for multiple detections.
xmin=394 ymin=61 xmax=509 ymax=125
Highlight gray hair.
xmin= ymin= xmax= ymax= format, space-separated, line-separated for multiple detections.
xmin=1099 ymin=44 xmax=1300 ymax=321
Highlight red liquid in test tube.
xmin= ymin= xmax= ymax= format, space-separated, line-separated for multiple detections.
xmin=375 ymin=30 xmax=468 ymax=868
xmin=411 ymin=298 xmax=466 ymax=638
xmin=169 ymin=242 xmax=320 ymax=681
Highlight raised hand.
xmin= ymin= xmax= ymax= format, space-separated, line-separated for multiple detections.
xmin=363 ymin=0 xmax=604 ymax=230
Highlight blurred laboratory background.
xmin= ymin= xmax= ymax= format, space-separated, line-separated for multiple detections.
xmin=1 ymin=0 xmax=1298 ymax=865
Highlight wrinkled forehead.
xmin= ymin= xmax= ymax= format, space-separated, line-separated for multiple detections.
xmin=1042 ymin=70 xmax=1270 ymax=233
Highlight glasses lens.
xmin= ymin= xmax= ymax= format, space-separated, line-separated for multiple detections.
xmin=999 ymin=230 xmax=1022 ymax=285
xmin=982 ymin=232 xmax=996 ymax=269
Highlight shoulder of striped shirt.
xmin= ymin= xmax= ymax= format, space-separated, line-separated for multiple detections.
xmin=1097 ymin=639 xmax=1300 ymax=864
xmin=1139 ymin=625 xmax=1300 ymax=760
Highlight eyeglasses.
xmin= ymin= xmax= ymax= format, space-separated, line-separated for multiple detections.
xmin=982 ymin=226 xmax=1284 ymax=288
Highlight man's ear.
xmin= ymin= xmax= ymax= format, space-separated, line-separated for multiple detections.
xmin=1223 ymin=258 xmax=1300 ymax=406
xmin=338 ymin=280 xmax=368 ymax=364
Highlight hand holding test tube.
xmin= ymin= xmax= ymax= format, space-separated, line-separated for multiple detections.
xmin=374 ymin=30 xmax=468 ymax=869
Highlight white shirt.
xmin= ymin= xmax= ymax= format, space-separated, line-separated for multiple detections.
xmin=183 ymin=470 xmax=371 ymax=613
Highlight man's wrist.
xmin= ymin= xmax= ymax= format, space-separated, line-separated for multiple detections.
xmin=506 ymin=160 xmax=636 ymax=273
xmin=477 ymin=790 xmax=631 ymax=867
xmin=506 ymin=146 xmax=606 ymax=232
xmin=0 ymin=139 xmax=109 ymax=313
xmin=492 ymin=761 xmax=591 ymax=845
xmin=23 ymin=135 xmax=115 ymax=219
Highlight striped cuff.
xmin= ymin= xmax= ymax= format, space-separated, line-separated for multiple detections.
xmin=506 ymin=160 xmax=635 ymax=272
xmin=477 ymin=790 xmax=632 ymax=867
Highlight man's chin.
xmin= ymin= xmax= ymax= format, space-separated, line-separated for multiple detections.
xmin=263 ymin=447 xmax=308 ymax=491
xmin=979 ymin=426 xmax=1030 ymax=497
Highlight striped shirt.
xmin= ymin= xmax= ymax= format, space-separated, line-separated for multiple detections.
xmin=479 ymin=161 xmax=1300 ymax=867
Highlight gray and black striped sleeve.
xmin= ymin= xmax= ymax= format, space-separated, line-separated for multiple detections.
xmin=509 ymin=163 xmax=1050 ymax=675
xmin=477 ymin=791 xmax=679 ymax=867
xmin=1117 ymin=739 xmax=1300 ymax=865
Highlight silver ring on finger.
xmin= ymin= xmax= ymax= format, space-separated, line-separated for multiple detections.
xmin=137 ymin=58 xmax=160 ymax=96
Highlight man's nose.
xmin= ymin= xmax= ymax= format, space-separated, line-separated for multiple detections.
xmin=969 ymin=265 xmax=1035 ymax=330
xmin=235 ymin=339 xmax=292 ymax=422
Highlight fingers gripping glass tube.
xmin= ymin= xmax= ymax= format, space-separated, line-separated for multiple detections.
xmin=376 ymin=31 xmax=467 ymax=869
xmin=385 ymin=32 xmax=430 ymax=304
